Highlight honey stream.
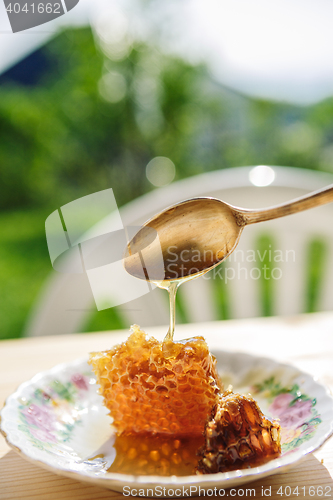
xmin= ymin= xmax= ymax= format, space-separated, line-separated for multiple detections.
xmin=154 ymin=268 xmax=209 ymax=342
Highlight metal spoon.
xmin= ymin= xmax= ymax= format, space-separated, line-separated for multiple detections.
xmin=124 ymin=183 xmax=333 ymax=282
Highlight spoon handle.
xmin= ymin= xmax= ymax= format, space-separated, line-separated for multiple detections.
xmin=238 ymin=183 xmax=333 ymax=225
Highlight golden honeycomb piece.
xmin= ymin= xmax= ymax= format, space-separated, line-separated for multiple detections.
xmin=197 ymin=390 xmax=281 ymax=473
xmin=89 ymin=325 xmax=221 ymax=436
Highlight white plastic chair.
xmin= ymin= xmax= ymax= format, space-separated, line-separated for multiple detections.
xmin=24 ymin=166 xmax=333 ymax=336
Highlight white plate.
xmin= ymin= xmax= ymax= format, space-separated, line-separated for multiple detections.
xmin=1 ymin=350 xmax=333 ymax=497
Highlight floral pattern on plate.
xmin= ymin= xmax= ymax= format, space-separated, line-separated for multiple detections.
xmin=17 ymin=373 xmax=90 ymax=451
xmin=253 ymin=376 xmax=322 ymax=452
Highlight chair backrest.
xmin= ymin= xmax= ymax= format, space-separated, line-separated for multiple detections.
xmin=24 ymin=166 xmax=333 ymax=336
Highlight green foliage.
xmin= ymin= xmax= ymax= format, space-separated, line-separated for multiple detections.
xmin=210 ymin=263 xmax=231 ymax=320
xmin=1 ymin=26 xmax=333 ymax=339
xmin=2 ymin=26 xmax=333 ymax=214
xmin=174 ymin=287 xmax=190 ymax=324
xmin=85 ymin=305 xmax=126 ymax=333
xmin=304 ymin=238 xmax=328 ymax=313
xmin=0 ymin=208 xmax=50 ymax=339
xmin=256 ymin=234 xmax=276 ymax=317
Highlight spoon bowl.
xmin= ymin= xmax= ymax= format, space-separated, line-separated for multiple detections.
xmin=124 ymin=183 xmax=333 ymax=282
xmin=124 ymin=198 xmax=242 ymax=281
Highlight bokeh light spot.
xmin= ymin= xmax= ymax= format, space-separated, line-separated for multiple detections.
xmin=146 ymin=157 xmax=176 ymax=187
xmin=249 ymin=165 xmax=276 ymax=187
xmin=98 ymin=72 xmax=127 ymax=103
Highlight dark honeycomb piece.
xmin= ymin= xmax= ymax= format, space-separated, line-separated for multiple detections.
xmin=197 ymin=390 xmax=281 ymax=473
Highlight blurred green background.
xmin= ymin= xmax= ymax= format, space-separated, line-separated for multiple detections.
xmin=1 ymin=26 xmax=333 ymax=340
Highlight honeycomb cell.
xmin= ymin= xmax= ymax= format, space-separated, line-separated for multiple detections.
xmin=89 ymin=325 xmax=221 ymax=435
xmin=171 ymin=453 xmax=182 ymax=465
xmin=173 ymin=439 xmax=181 ymax=449
xmin=161 ymin=443 xmax=171 ymax=456
xmin=160 ymin=458 xmax=170 ymax=473
xmin=166 ymin=381 xmax=177 ymax=389
xmin=127 ymin=448 xmax=137 ymax=460
xmin=149 ymin=450 xmax=160 ymax=462
xmin=158 ymin=418 xmax=169 ymax=428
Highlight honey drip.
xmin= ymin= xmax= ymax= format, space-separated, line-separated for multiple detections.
xmin=153 ymin=268 xmax=210 ymax=342
xmin=153 ymin=280 xmax=180 ymax=342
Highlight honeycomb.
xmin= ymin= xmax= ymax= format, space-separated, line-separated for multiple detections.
xmin=89 ymin=325 xmax=221 ymax=436
xmin=197 ymin=390 xmax=281 ymax=473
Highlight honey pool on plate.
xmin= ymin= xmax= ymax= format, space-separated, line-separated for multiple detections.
xmin=107 ymin=433 xmax=205 ymax=476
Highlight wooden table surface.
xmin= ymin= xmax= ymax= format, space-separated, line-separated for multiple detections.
xmin=1 ymin=312 xmax=333 ymax=500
